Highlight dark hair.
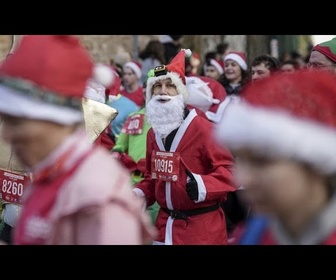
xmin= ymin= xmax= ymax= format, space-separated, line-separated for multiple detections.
xmin=218 ymin=68 xmax=251 ymax=89
xmin=168 ymin=35 xmax=183 ymax=41
xmin=139 ymin=40 xmax=166 ymax=64
xmin=280 ymin=59 xmax=300 ymax=70
xmin=204 ymin=51 xmax=217 ymax=61
xmin=251 ymin=54 xmax=280 ymax=72
xmin=216 ymin=42 xmax=229 ymax=54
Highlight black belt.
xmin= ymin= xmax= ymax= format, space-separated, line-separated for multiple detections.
xmin=133 ymin=170 xmax=144 ymax=177
xmin=162 ymin=203 xmax=219 ymax=222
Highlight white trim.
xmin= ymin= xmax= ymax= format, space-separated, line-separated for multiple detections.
xmin=146 ymin=72 xmax=188 ymax=104
xmin=209 ymin=59 xmax=224 ymax=74
xmin=170 ymin=109 xmax=197 ymax=152
xmin=215 ymin=102 xmax=336 ymax=175
xmin=124 ymin=61 xmax=142 ymax=80
xmin=192 ymin=173 xmax=206 ymax=202
xmin=224 ymin=53 xmax=247 ymax=70
xmin=206 ymin=95 xmax=237 ymax=123
xmin=0 ymin=85 xmax=83 ymax=125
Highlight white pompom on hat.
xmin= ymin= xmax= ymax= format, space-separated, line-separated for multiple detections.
xmin=93 ymin=63 xmax=115 ymax=88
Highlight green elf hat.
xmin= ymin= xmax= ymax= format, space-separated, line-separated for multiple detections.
xmin=312 ymin=37 xmax=336 ymax=63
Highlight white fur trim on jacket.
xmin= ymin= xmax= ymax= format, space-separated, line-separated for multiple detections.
xmin=215 ymin=102 xmax=336 ymax=175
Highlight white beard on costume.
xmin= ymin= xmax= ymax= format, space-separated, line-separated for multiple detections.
xmin=146 ymin=94 xmax=185 ymax=138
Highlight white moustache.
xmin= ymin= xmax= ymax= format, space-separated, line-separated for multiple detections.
xmin=153 ymin=95 xmax=172 ymax=102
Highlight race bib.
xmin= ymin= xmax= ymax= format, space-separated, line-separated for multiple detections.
xmin=151 ymin=151 xmax=180 ymax=182
xmin=0 ymin=169 xmax=31 ymax=205
xmin=121 ymin=114 xmax=144 ymax=135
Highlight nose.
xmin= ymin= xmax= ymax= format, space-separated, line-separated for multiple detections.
xmin=252 ymin=75 xmax=260 ymax=82
xmin=159 ymin=84 xmax=169 ymax=94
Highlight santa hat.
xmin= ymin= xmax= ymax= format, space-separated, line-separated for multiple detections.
xmin=204 ymin=59 xmax=224 ymax=74
xmin=186 ymin=76 xmax=221 ymax=113
xmin=105 ymin=65 xmax=122 ymax=99
xmin=223 ymin=51 xmax=247 ymax=70
xmin=84 ymin=78 xmax=107 ymax=104
xmin=123 ymin=60 xmax=142 ymax=80
xmin=215 ymin=69 xmax=336 ymax=175
xmin=0 ymin=35 xmax=115 ymax=125
xmin=312 ymin=37 xmax=336 ymax=64
xmin=145 ymin=48 xmax=192 ymax=104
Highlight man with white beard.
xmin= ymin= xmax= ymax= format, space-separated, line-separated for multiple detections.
xmin=133 ymin=49 xmax=238 ymax=245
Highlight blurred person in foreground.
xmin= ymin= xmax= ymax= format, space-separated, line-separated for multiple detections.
xmin=307 ymin=37 xmax=336 ymax=73
xmin=215 ymin=69 xmax=336 ymax=245
xmin=0 ymin=35 xmax=29 ymax=245
xmin=0 ymin=35 xmax=156 ymax=245
xmin=133 ymin=49 xmax=237 ymax=245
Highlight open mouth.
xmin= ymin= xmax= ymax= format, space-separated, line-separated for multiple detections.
xmin=156 ymin=97 xmax=171 ymax=103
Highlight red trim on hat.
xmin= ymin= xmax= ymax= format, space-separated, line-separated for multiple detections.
xmin=312 ymin=45 xmax=336 ymax=64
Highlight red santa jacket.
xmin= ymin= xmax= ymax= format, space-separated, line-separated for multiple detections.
xmin=133 ymin=108 xmax=237 ymax=245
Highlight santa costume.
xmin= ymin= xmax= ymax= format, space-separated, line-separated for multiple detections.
xmin=133 ymin=48 xmax=237 ymax=245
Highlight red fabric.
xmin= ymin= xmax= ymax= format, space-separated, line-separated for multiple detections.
xmin=186 ymin=105 xmax=209 ymax=120
xmin=195 ymin=76 xmax=227 ymax=114
xmin=135 ymin=112 xmax=236 ymax=244
xmin=120 ymin=86 xmax=144 ymax=107
xmin=119 ymin=153 xmax=138 ymax=172
xmin=312 ymin=43 xmax=336 ymax=64
xmin=137 ymin=158 xmax=146 ymax=174
xmin=105 ymin=65 xmax=122 ymax=99
xmin=94 ymin=130 xmax=115 ymax=150
xmin=0 ymin=35 xmax=93 ymax=99
xmin=242 ymin=70 xmax=336 ymax=128
xmin=14 ymin=146 xmax=92 ymax=244
xmin=166 ymin=49 xmax=188 ymax=84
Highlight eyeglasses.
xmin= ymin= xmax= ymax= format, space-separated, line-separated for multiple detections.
xmin=306 ymin=62 xmax=336 ymax=69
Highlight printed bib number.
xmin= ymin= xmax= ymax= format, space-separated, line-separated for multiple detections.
xmin=121 ymin=114 xmax=144 ymax=135
xmin=0 ymin=169 xmax=31 ymax=205
xmin=151 ymin=151 xmax=180 ymax=181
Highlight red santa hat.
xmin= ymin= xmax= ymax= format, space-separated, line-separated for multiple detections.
xmin=186 ymin=76 xmax=222 ymax=113
xmin=105 ymin=65 xmax=122 ymax=100
xmin=186 ymin=75 xmax=233 ymax=123
xmin=204 ymin=59 xmax=224 ymax=74
xmin=312 ymin=37 xmax=336 ymax=63
xmin=215 ymin=69 xmax=336 ymax=175
xmin=145 ymin=48 xmax=192 ymax=104
xmin=0 ymin=35 xmax=115 ymax=125
xmin=123 ymin=60 xmax=142 ymax=80
xmin=223 ymin=51 xmax=248 ymax=70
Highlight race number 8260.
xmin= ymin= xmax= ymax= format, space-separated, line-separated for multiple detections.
xmin=0 ymin=169 xmax=31 ymax=204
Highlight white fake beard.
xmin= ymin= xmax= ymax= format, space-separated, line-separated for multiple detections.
xmin=146 ymin=94 xmax=185 ymax=138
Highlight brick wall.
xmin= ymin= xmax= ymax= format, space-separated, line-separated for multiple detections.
xmin=0 ymin=35 xmax=160 ymax=63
